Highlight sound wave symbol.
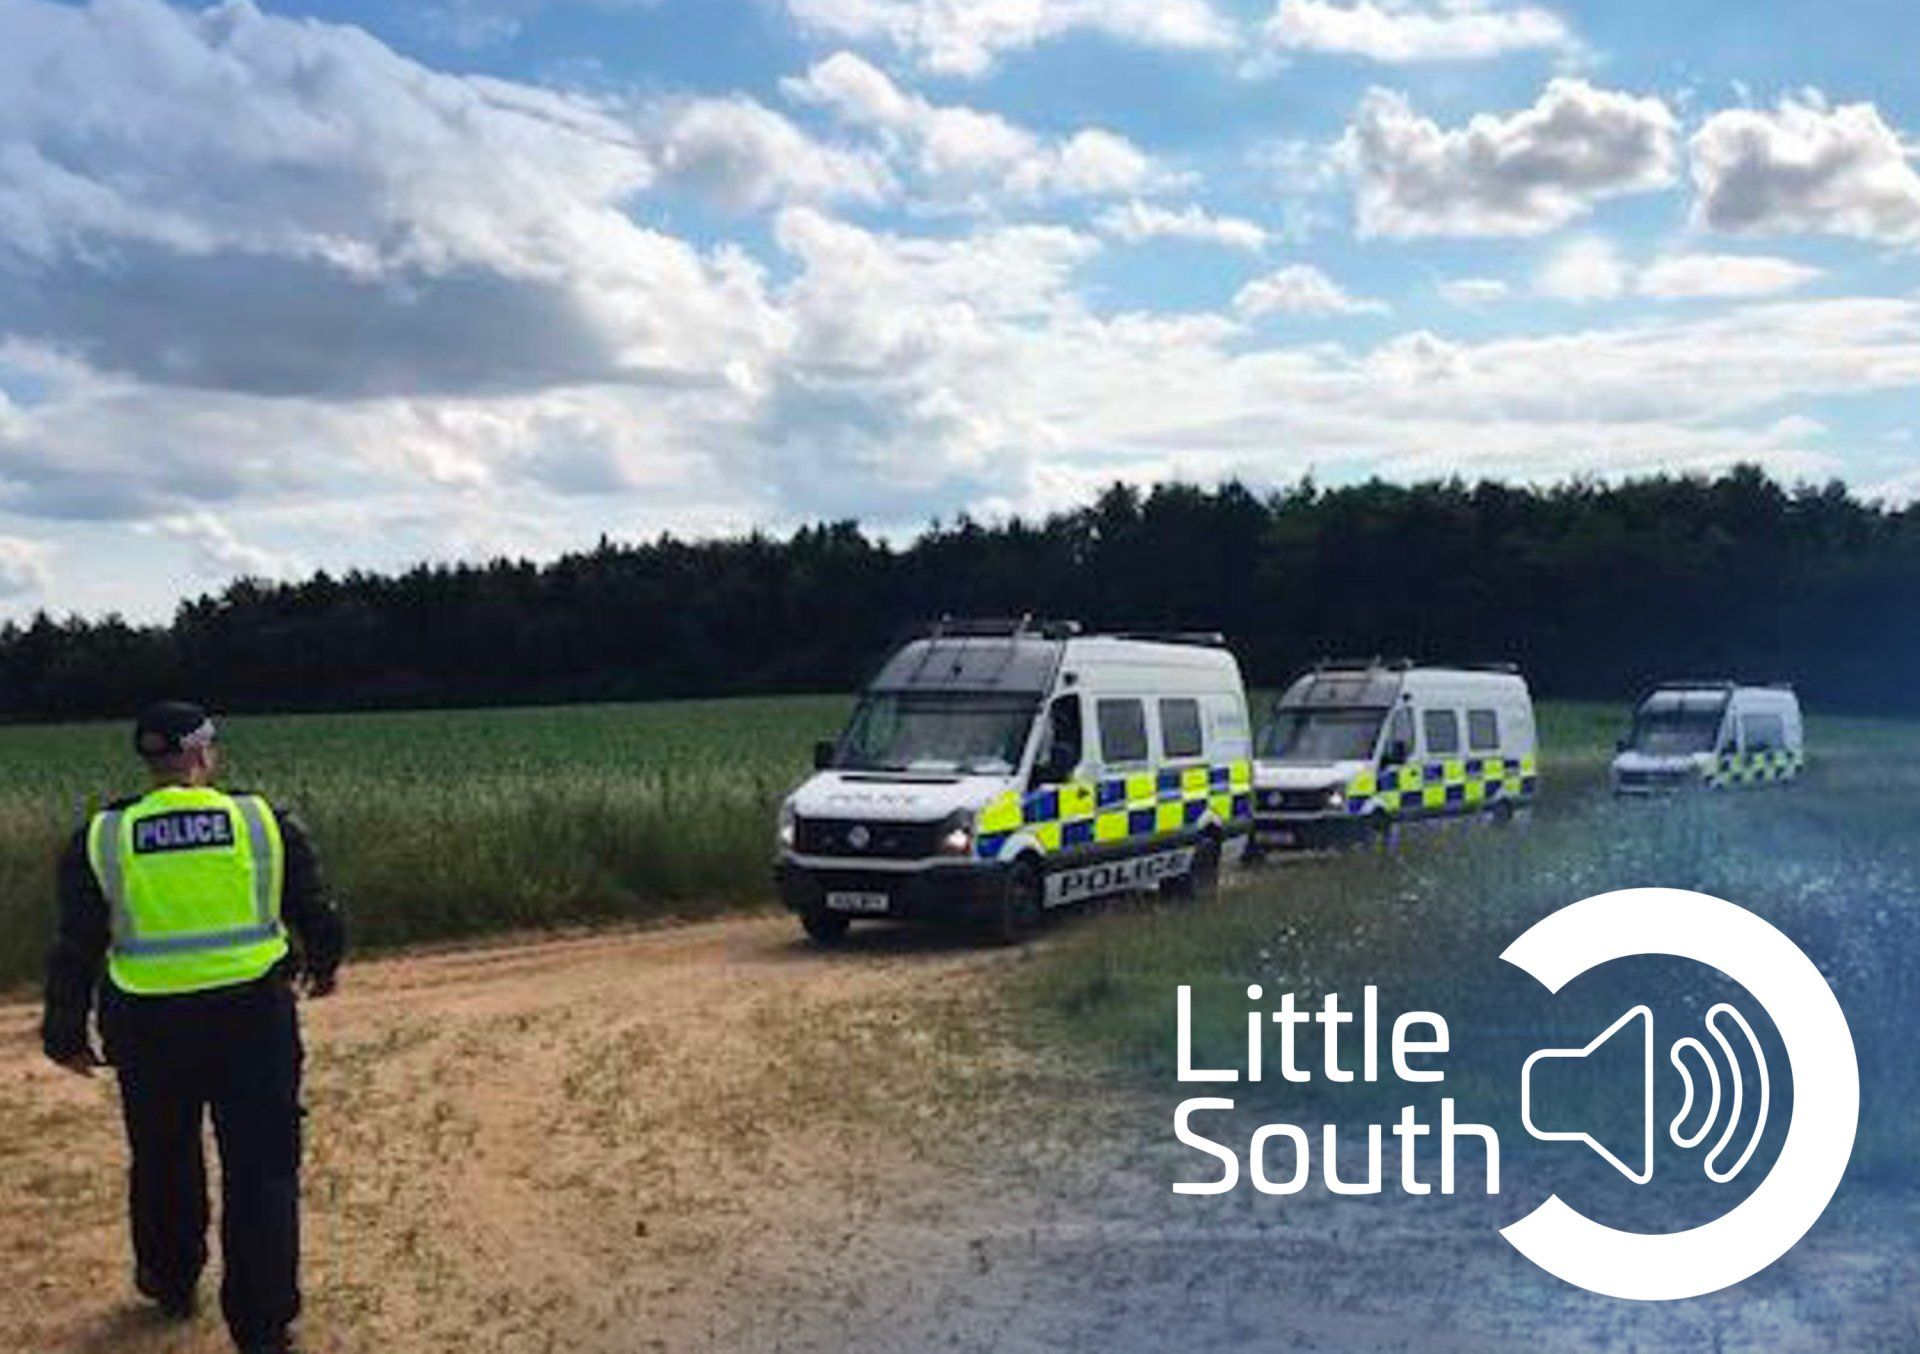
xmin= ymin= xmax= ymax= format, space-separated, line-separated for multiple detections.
xmin=1669 ymin=1004 xmax=1771 ymax=1183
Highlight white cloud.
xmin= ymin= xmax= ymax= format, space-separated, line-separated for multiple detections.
xmin=1264 ymin=0 xmax=1576 ymax=63
xmin=0 ymin=535 xmax=50 ymax=598
xmin=1437 ymin=276 xmax=1511 ymax=307
xmin=1866 ymin=466 xmax=1920 ymax=506
xmin=783 ymin=52 xmax=1163 ymax=203
xmin=1341 ymin=79 xmax=1679 ymax=237
xmin=1636 ymin=252 xmax=1822 ymax=299
xmin=782 ymin=0 xmax=1236 ymax=78
xmin=1534 ymin=235 xmax=1628 ymax=302
xmin=1690 ymin=93 xmax=1920 ymax=245
xmin=0 ymin=0 xmax=786 ymax=401
xmin=1533 ymin=240 xmax=1824 ymax=303
xmin=651 ymin=97 xmax=893 ymax=212
xmin=144 ymin=511 xmax=297 ymax=580
xmin=1235 ymin=264 xmax=1388 ymax=317
xmin=1096 ymin=201 xmax=1269 ymax=251
xmin=1031 ymin=130 xmax=1159 ymax=198
xmin=754 ymin=207 xmax=1105 ymax=513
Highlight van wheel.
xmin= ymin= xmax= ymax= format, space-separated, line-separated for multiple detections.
xmin=1164 ymin=835 xmax=1222 ymax=901
xmin=801 ymin=908 xmax=850 ymax=946
xmin=990 ymin=860 xmax=1044 ymax=945
xmin=1489 ymin=799 xmax=1516 ymax=826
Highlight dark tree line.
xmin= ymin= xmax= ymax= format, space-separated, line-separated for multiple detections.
xmin=4 ymin=465 xmax=1918 ymax=720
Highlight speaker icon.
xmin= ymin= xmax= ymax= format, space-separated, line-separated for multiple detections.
xmin=1521 ymin=1005 xmax=1655 ymax=1183
xmin=1519 ymin=1002 xmax=1771 ymax=1185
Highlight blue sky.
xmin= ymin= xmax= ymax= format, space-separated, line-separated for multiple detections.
xmin=0 ymin=0 xmax=1917 ymax=620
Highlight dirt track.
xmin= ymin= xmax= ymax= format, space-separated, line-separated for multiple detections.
xmin=1 ymin=915 xmax=1094 ymax=1352
xmin=3 ymin=915 xmax=1913 ymax=1354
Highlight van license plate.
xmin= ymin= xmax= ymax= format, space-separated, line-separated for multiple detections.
xmin=826 ymin=891 xmax=890 ymax=914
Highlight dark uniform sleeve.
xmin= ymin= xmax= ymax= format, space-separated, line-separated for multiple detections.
xmin=42 ymin=825 xmax=109 ymax=1061
xmin=273 ymin=805 xmax=345 ymax=984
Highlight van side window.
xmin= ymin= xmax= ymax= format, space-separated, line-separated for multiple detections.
xmin=1159 ymin=698 xmax=1204 ymax=760
xmin=1467 ymin=709 xmax=1500 ymax=752
xmin=1097 ymin=699 xmax=1150 ymax=764
xmin=1423 ymin=709 xmax=1461 ymax=756
xmin=1744 ymin=712 xmax=1784 ymax=752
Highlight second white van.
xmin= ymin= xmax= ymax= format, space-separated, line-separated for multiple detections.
xmin=1252 ymin=661 xmax=1538 ymax=850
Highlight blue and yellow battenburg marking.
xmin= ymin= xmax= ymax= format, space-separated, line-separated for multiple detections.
xmin=974 ymin=762 xmax=1253 ymax=859
xmin=1341 ymin=755 xmax=1538 ymax=816
xmin=1705 ymin=747 xmax=1803 ymax=788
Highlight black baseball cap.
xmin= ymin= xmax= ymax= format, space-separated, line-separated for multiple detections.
xmin=134 ymin=701 xmax=218 ymax=759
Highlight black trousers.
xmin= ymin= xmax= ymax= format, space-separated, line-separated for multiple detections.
xmin=102 ymin=975 xmax=304 ymax=1347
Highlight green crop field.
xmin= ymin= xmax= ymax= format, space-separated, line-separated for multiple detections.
xmin=0 ymin=696 xmax=853 ymax=985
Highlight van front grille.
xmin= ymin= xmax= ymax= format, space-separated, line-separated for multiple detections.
xmin=793 ymin=818 xmax=944 ymax=859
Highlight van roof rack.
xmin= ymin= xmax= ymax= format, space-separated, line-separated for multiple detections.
xmin=1313 ymin=657 xmax=1521 ymax=676
xmin=1651 ymin=678 xmax=1797 ymax=692
xmin=1109 ymin=630 xmax=1227 ymax=648
xmin=1651 ymin=678 xmax=1738 ymax=691
xmin=921 ymin=615 xmax=1082 ymax=640
xmin=1314 ymin=656 xmax=1414 ymax=672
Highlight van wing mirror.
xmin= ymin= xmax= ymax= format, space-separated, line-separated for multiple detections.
xmin=1384 ymin=739 xmax=1411 ymax=766
xmin=812 ymin=739 xmax=836 ymax=771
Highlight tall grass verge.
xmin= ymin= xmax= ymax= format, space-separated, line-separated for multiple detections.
xmin=1020 ymin=716 xmax=1920 ymax=1182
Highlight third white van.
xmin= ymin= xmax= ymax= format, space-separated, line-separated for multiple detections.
xmin=1611 ymin=682 xmax=1803 ymax=794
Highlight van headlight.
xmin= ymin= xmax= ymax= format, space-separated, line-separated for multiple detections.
xmin=937 ymin=810 xmax=974 ymax=856
xmin=1324 ymin=785 xmax=1346 ymax=810
xmin=777 ymin=802 xmax=797 ymax=851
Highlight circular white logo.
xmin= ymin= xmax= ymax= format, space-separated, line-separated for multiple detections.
xmin=847 ymin=824 xmax=871 ymax=850
xmin=1500 ymin=888 xmax=1859 ymax=1301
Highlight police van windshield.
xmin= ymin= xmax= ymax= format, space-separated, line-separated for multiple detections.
xmin=1628 ymin=691 xmax=1729 ymax=755
xmin=836 ymin=693 xmax=1037 ymax=775
xmin=1260 ymin=707 xmax=1386 ymax=763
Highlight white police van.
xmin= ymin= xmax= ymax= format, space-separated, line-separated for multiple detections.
xmin=1251 ymin=660 xmax=1538 ymax=851
xmin=1611 ymin=681 xmax=1804 ymax=794
xmin=776 ymin=619 xmax=1254 ymax=943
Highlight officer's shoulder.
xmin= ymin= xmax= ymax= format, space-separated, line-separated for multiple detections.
xmin=229 ymin=791 xmax=308 ymax=828
xmin=68 ymin=795 xmax=140 ymax=845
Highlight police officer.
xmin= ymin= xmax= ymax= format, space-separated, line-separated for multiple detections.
xmin=42 ymin=701 xmax=345 ymax=1354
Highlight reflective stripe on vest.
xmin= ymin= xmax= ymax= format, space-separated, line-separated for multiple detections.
xmin=89 ymin=788 xmax=289 ymax=995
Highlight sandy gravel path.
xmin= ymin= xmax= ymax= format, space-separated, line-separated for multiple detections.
xmin=2 ymin=913 xmax=1911 ymax=1354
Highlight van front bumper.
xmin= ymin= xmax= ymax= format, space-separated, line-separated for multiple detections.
xmin=1613 ymin=770 xmax=1703 ymax=795
xmin=775 ymin=858 xmax=1012 ymax=925
xmin=1252 ymin=813 xmax=1374 ymax=850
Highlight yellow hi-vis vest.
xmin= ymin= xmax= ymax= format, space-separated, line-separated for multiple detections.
xmin=87 ymin=785 xmax=289 ymax=996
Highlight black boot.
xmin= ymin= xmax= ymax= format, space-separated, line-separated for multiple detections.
xmin=135 ymin=1267 xmax=197 ymax=1320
